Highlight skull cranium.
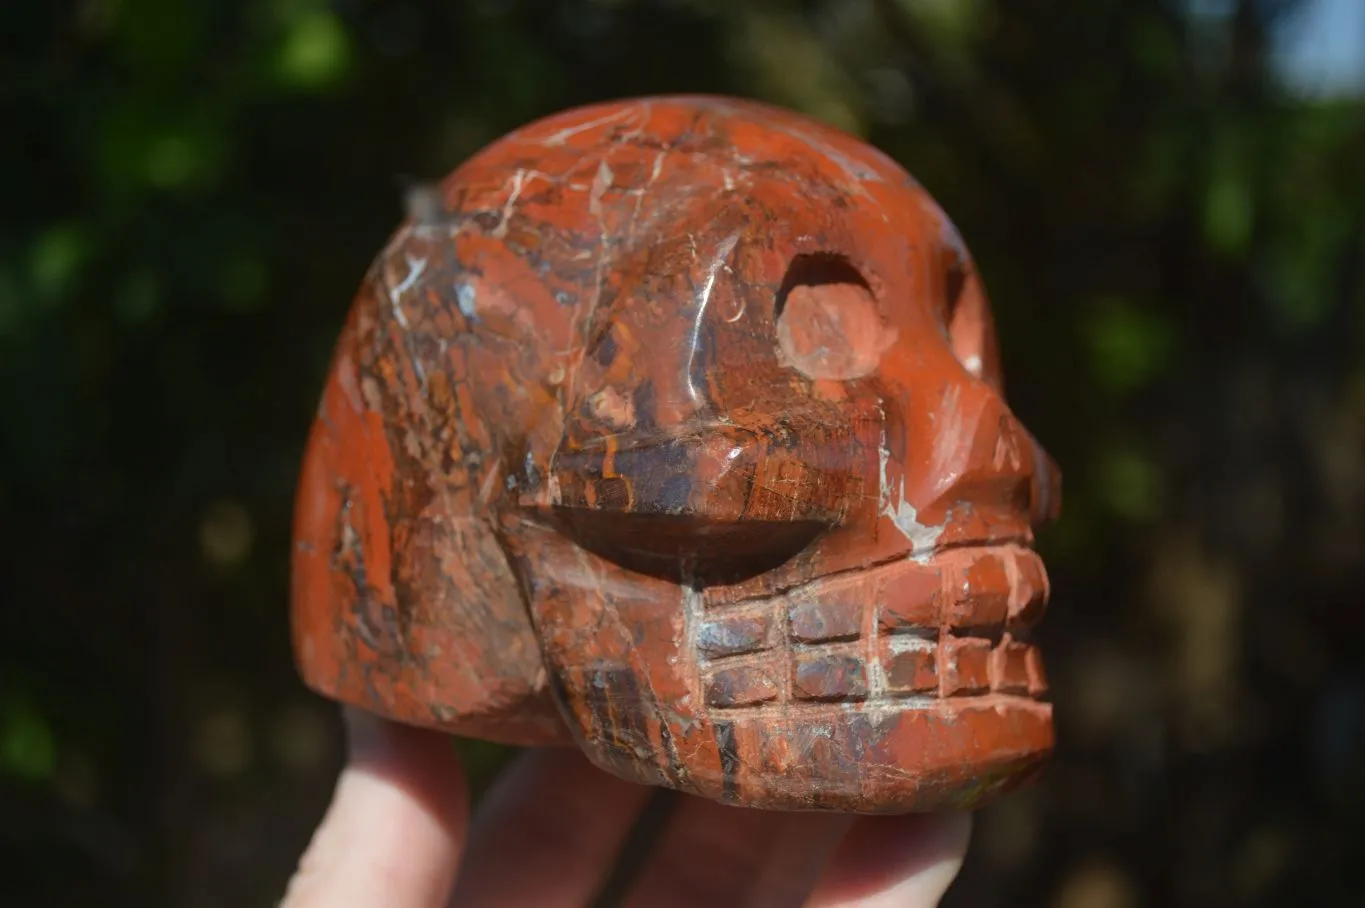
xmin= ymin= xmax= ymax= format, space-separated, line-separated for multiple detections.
xmin=291 ymin=96 xmax=1061 ymax=813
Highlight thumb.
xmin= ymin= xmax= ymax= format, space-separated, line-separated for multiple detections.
xmin=281 ymin=709 xmax=469 ymax=908
xmin=805 ymin=812 xmax=973 ymax=907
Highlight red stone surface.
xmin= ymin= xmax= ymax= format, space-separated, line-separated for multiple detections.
xmin=290 ymin=95 xmax=1062 ymax=813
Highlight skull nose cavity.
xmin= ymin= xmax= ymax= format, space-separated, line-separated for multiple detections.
xmin=775 ymin=253 xmax=895 ymax=381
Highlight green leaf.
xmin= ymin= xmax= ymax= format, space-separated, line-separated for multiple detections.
xmin=1082 ymin=297 xmax=1177 ymax=395
xmin=275 ymin=9 xmax=352 ymax=91
xmin=144 ymin=128 xmax=206 ymax=190
xmin=1 ymin=695 xmax=56 ymax=783
xmin=219 ymin=254 xmax=270 ymax=312
xmin=115 ymin=268 xmax=163 ymax=324
xmin=1204 ymin=168 xmax=1253 ymax=255
xmin=1096 ymin=444 xmax=1164 ymax=522
xmin=29 ymin=223 xmax=93 ymax=303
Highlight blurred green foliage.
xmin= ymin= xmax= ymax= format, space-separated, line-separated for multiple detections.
xmin=2 ymin=1 xmax=1364 ymax=905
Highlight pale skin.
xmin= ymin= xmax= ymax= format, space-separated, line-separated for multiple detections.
xmin=282 ymin=709 xmax=972 ymax=907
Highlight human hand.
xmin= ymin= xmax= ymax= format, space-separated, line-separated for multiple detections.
xmin=281 ymin=709 xmax=971 ymax=907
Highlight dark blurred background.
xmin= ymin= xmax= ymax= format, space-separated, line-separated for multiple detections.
xmin=3 ymin=0 xmax=1364 ymax=905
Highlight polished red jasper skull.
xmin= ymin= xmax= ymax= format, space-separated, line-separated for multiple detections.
xmin=291 ymin=96 xmax=1062 ymax=813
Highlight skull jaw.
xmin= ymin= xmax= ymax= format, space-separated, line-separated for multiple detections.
xmin=503 ymin=517 xmax=1054 ymax=813
xmin=575 ymin=696 xmax=1053 ymax=814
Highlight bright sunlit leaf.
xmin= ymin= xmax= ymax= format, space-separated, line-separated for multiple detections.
xmin=276 ymin=9 xmax=351 ymax=90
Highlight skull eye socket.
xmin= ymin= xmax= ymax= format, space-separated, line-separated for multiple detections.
xmin=774 ymin=253 xmax=894 ymax=381
xmin=943 ymin=254 xmax=1002 ymax=387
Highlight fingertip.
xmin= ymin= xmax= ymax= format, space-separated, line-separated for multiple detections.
xmin=805 ymin=811 xmax=973 ymax=908
xmin=344 ymin=708 xmax=471 ymax=830
xmin=450 ymin=747 xmax=654 ymax=906
xmin=281 ymin=710 xmax=469 ymax=908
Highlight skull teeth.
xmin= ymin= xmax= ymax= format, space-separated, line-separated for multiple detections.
xmin=694 ymin=544 xmax=1049 ymax=709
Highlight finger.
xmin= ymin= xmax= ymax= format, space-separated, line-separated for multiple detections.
xmin=448 ymin=747 xmax=653 ymax=907
xmin=282 ymin=710 xmax=469 ymax=908
xmin=804 ymin=812 xmax=972 ymax=907
xmin=625 ymin=796 xmax=854 ymax=908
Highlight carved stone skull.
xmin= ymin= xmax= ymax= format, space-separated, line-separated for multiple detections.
xmin=291 ymin=96 xmax=1061 ymax=813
